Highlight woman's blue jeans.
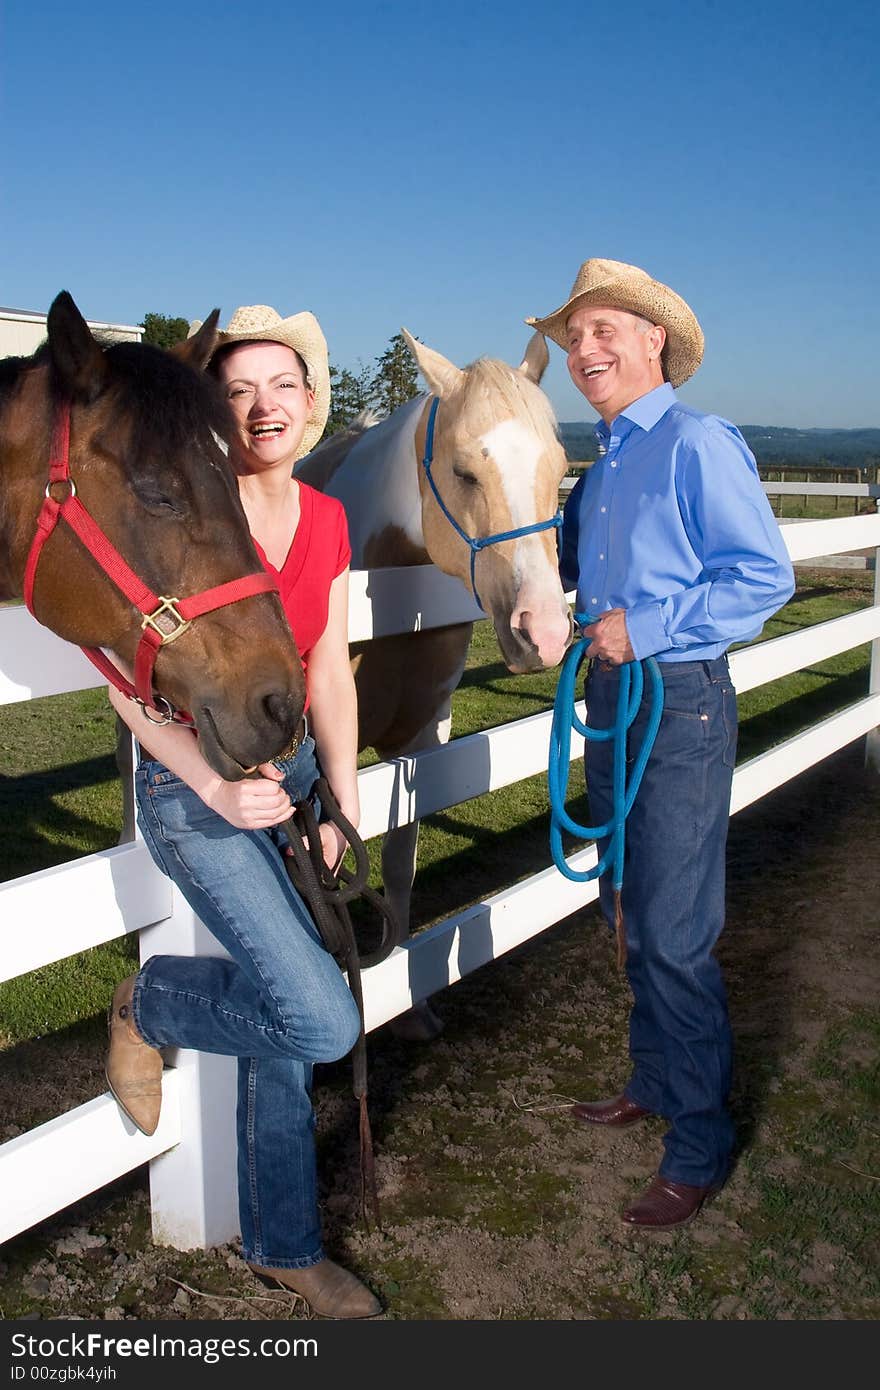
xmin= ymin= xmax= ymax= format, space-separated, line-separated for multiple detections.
xmin=584 ymin=657 xmax=738 ymax=1188
xmin=132 ymin=737 xmax=361 ymax=1268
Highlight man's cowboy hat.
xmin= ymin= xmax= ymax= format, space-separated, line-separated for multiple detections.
xmin=189 ymin=304 xmax=330 ymax=457
xmin=526 ymin=258 xmax=704 ymax=387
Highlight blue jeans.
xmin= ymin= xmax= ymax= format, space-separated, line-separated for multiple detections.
xmin=584 ymin=657 xmax=738 ymax=1187
xmin=132 ymin=736 xmax=361 ymax=1268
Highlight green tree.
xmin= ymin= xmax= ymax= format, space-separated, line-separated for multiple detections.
xmin=369 ymin=332 xmax=420 ymax=417
xmin=141 ymin=312 xmax=189 ymax=349
xmin=326 ymin=361 xmax=373 ymax=435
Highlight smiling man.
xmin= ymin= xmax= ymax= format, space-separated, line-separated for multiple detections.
xmin=527 ymin=259 xmax=795 ymax=1229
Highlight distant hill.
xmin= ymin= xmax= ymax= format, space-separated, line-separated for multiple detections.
xmin=558 ymin=422 xmax=880 ymax=470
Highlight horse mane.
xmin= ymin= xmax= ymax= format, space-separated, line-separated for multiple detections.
xmin=459 ymin=358 xmax=560 ymax=451
xmin=310 ymin=408 xmax=381 ymax=458
xmin=0 ymin=349 xmax=44 ymax=408
xmin=296 ymin=408 xmax=382 ymax=486
xmin=102 ymin=342 xmax=233 ymax=451
xmin=0 ymin=339 xmax=232 ymax=455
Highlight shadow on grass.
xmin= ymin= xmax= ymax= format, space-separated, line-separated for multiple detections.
xmin=738 ymin=665 xmax=870 ymax=761
xmin=0 ymin=755 xmax=122 ymax=880
xmin=0 ymin=1013 xmax=110 ymax=1132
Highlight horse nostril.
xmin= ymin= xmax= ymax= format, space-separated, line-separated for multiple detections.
xmin=261 ymin=688 xmax=299 ymax=731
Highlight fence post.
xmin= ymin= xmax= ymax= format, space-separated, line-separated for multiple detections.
xmin=140 ymin=889 xmax=240 ymax=1250
xmin=867 ymin=520 xmax=880 ymax=774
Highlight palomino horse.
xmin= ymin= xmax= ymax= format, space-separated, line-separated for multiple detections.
xmin=297 ymin=330 xmax=571 ymax=1036
xmin=1 ymin=292 xmax=304 ymax=774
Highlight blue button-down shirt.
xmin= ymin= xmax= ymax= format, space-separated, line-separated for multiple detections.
xmin=559 ymin=384 xmax=795 ymax=663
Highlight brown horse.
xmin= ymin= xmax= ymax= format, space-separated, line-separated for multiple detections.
xmin=0 ymin=292 xmax=304 ymax=776
xmin=298 ymin=330 xmax=571 ymax=1036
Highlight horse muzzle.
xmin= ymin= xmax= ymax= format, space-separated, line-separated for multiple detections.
xmin=193 ymin=676 xmax=306 ymax=780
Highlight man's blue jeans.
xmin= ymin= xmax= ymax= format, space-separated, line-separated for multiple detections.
xmin=132 ymin=736 xmax=361 ymax=1268
xmin=584 ymin=656 xmax=738 ymax=1188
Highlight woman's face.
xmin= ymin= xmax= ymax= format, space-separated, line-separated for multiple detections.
xmin=217 ymin=341 xmax=316 ymax=472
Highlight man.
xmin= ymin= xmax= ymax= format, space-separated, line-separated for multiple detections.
xmin=526 ymin=259 xmax=795 ymax=1229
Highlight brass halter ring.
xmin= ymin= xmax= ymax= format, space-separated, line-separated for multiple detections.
xmin=139 ymin=694 xmax=175 ymax=726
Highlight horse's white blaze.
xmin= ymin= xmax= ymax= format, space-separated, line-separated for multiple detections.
xmin=482 ymin=418 xmax=570 ymax=668
xmin=481 ymin=418 xmax=541 ymax=529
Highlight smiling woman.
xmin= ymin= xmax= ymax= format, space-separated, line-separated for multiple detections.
xmin=105 ymin=303 xmax=382 ymax=1319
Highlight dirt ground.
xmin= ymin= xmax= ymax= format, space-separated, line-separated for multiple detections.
xmin=1 ymin=742 xmax=878 ymax=1321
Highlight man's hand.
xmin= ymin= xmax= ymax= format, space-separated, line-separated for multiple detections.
xmin=581 ymin=608 xmax=634 ymax=664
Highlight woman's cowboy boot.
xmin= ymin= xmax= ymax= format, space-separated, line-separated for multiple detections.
xmin=248 ymin=1259 xmax=382 ymax=1319
xmin=105 ymin=975 xmax=163 ymax=1135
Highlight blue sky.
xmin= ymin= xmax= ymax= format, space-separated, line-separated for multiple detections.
xmin=2 ymin=0 xmax=878 ymax=427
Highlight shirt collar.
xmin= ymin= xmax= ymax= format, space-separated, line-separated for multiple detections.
xmin=594 ymin=383 xmax=677 ymax=447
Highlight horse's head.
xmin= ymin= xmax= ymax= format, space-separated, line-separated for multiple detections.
xmin=13 ymin=292 xmax=305 ymax=777
xmin=404 ymin=330 xmax=572 ymax=673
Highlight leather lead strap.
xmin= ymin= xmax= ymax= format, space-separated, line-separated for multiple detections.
xmin=280 ymin=778 xmax=399 ymax=1230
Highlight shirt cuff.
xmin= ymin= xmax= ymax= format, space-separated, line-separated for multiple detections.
xmin=625 ymin=601 xmax=668 ymax=661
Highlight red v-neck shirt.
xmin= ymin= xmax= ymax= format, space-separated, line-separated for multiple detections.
xmin=251 ymin=483 xmax=351 ymax=704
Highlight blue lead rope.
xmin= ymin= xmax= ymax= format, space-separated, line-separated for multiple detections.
xmin=548 ymin=617 xmax=664 ymax=962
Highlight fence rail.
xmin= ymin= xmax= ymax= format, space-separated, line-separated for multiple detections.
xmin=556 ymin=479 xmax=879 ymax=568
xmin=2 ymin=510 xmax=879 ymax=1249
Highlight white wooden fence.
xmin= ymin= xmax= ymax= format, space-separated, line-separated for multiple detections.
xmin=2 ymin=511 xmax=879 ymax=1250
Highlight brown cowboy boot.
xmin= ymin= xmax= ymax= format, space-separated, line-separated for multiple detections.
xmin=248 ymin=1258 xmax=382 ymax=1319
xmin=105 ymin=974 xmax=163 ymax=1136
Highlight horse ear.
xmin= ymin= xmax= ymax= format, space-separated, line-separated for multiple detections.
xmin=46 ymin=291 xmax=108 ymax=401
xmin=518 ymin=331 xmax=549 ymax=384
xmin=401 ymin=328 xmax=464 ymax=398
xmin=171 ymin=310 xmax=221 ymax=369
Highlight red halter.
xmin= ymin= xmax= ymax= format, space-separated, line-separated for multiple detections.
xmin=24 ymin=401 xmax=279 ymax=724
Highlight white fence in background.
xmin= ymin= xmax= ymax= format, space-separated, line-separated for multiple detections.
xmin=1 ymin=510 xmax=879 ymax=1250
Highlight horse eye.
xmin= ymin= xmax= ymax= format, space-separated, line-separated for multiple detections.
xmin=453 ymin=468 xmax=478 ymax=486
xmin=135 ymin=486 xmax=187 ymax=517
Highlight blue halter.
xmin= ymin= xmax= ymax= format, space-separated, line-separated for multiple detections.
xmin=420 ymin=396 xmax=563 ymax=612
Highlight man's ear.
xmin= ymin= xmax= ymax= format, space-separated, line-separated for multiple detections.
xmin=648 ymin=323 xmax=666 ymax=361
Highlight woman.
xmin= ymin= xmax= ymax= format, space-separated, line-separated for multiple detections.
xmin=105 ymin=305 xmax=380 ymax=1319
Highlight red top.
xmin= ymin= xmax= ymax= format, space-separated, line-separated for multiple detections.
xmin=251 ymin=483 xmax=351 ymax=703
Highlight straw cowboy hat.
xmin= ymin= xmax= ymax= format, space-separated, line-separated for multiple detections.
xmin=189 ymin=304 xmax=331 ymax=457
xmin=526 ymin=258 xmax=704 ymax=387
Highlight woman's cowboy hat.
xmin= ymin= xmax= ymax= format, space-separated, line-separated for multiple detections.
xmin=526 ymin=258 xmax=704 ymax=387
xmin=189 ymin=304 xmax=331 ymax=458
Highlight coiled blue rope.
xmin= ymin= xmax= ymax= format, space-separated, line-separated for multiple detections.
xmin=548 ymin=616 xmax=664 ymax=898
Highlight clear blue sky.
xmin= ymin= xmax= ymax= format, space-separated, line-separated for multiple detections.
xmin=2 ymin=0 xmax=878 ymax=428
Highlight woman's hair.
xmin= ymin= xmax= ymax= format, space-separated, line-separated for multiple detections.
xmin=208 ymin=340 xmax=312 ymax=389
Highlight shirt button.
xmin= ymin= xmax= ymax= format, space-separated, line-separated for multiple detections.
xmin=600 ymin=506 xmax=607 ymax=514
xmin=591 ymin=597 xmax=598 ymax=605
xmin=610 ymin=461 xmax=618 ymax=468
xmin=599 ymin=552 xmax=605 ymax=560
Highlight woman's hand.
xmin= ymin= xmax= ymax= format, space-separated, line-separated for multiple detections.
xmin=318 ymin=821 xmax=348 ymax=872
xmin=284 ymin=821 xmax=347 ymax=873
xmin=203 ymin=762 xmax=293 ymax=830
